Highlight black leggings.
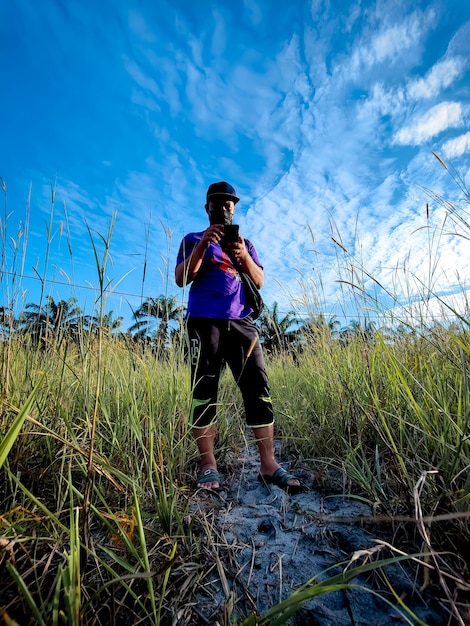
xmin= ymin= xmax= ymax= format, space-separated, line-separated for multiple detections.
xmin=187 ymin=317 xmax=274 ymax=429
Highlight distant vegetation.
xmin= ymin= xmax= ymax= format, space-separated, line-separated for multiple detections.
xmin=1 ymin=156 xmax=469 ymax=623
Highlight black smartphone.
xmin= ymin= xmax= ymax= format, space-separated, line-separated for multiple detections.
xmin=223 ymin=224 xmax=239 ymax=244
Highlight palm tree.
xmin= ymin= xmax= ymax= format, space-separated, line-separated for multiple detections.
xmin=338 ymin=319 xmax=376 ymax=344
xmin=129 ymin=295 xmax=184 ymax=351
xmin=297 ymin=313 xmax=341 ymax=346
xmin=19 ymin=295 xmax=86 ymax=347
xmin=0 ymin=307 xmax=16 ymax=340
xmin=87 ymin=310 xmax=124 ymax=337
xmin=258 ymin=302 xmax=299 ymax=355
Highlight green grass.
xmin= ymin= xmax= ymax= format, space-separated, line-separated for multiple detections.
xmin=1 ymin=324 xmax=469 ymax=623
xmin=1 ymin=157 xmax=470 ymax=624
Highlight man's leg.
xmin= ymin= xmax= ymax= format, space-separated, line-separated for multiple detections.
xmin=252 ymin=424 xmax=300 ymax=488
xmin=227 ymin=319 xmax=300 ymax=489
xmin=192 ymin=424 xmax=220 ymax=489
xmin=187 ymin=318 xmax=222 ymax=490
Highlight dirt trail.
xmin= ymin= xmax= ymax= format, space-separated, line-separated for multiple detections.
xmin=188 ymin=443 xmax=448 ymax=625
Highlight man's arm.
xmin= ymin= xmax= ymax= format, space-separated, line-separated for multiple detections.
xmin=226 ymin=237 xmax=264 ymax=289
xmin=238 ymin=249 xmax=264 ymax=289
xmin=175 ymin=225 xmax=224 ymax=287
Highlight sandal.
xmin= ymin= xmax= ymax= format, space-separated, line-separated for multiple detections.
xmin=196 ymin=468 xmax=223 ymax=492
xmin=258 ymin=467 xmax=304 ymax=494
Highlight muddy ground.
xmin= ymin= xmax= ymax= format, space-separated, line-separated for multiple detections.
xmin=185 ymin=443 xmax=457 ymax=626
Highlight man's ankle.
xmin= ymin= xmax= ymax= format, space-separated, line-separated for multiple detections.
xmin=200 ymin=460 xmax=217 ymax=471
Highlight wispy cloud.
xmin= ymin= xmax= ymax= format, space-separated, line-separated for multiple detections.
xmin=393 ymin=102 xmax=464 ymax=145
xmin=4 ymin=1 xmax=470 ymax=326
xmin=235 ymin=5 xmax=470 ymax=317
xmin=343 ymin=6 xmax=437 ymax=82
xmin=103 ymin=4 xmax=470 ymax=321
xmin=408 ymin=58 xmax=465 ymax=99
xmin=442 ymin=131 xmax=470 ymax=158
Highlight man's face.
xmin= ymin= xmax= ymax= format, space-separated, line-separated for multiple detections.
xmin=206 ymin=198 xmax=236 ymax=225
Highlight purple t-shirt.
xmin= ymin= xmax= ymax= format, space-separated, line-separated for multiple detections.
xmin=176 ymin=231 xmax=262 ymax=319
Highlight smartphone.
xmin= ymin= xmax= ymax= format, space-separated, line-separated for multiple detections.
xmin=223 ymin=224 xmax=239 ymax=243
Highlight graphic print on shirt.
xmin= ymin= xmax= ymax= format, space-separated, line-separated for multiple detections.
xmin=210 ymin=251 xmax=241 ymax=280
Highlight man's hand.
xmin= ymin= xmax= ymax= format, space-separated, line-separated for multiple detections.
xmin=225 ymin=235 xmax=264 ymax=289
xmin=200 ymin=224 xmax=224 ymax=249
xmin=175 ymin=224 xmax=224 ymax=287
xmin=225 ymin=235 xmax=248 ymax=262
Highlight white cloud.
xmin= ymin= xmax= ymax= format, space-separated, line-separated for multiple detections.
xmin=442 ymin=131 xmax=470 ymax=158
xmin=407 ymin=58 xmax=464 ymax=100
xmin=389 ymin=289 xmax=470 ymax=325
xmin=393 ymin=102 xmax=463 ymax=145
xmin=446 ymin=19 xmax=470 ymax=58
xmin=347 ymin=8 xmax=435 ymax=79
xmin=360 ymin=82 xmax=406 ymax=119
xmin=117 ymin=4 xmax=470 ymax=326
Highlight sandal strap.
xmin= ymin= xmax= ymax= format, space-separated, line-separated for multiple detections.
xmin=272 ymin=467 xmax=296 ymax=485
xmin=197 ymin=468 xmax=220 ymax=484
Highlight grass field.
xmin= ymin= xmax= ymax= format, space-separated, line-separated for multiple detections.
xmin=1 ymin=306 xmax=469 ymax=624
xmin=1 ymin=164 xmax=469 ymax=624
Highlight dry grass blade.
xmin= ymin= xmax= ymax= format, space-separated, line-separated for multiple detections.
xmin=432 ymin=151 xmax=448 ymax=170
xmin=414 ymin=471 xmax=467 ymax=626
xmin=331 ymin=236 xmax=348 ymax=253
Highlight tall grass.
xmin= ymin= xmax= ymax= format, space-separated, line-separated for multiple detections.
xmin=268 ymin=325 xmax=470 ymax=509
xmin=1 ymin=160 xmax=469 ymax=623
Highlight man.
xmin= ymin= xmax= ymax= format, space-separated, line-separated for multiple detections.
xmin=175 ymin=181 xmax=301 ymax=493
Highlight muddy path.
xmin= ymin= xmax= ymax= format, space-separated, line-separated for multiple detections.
xmin=187 ymin=444 xmax=451 ymax=625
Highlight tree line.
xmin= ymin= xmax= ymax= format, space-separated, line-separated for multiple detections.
xmin=0 ymin=294 xmax=377 ymax=354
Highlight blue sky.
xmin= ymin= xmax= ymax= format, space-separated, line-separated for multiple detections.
xmin=1 ymin=0 xmax=470 ymax=330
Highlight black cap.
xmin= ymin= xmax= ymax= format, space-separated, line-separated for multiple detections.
xmin=206 ymin=181 xmax=240 ymax=204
